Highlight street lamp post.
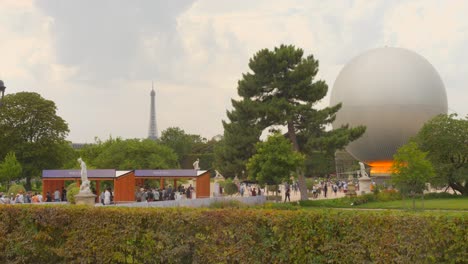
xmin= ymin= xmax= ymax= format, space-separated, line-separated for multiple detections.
xmin=0 ymin=80 xmax=5 ymax=108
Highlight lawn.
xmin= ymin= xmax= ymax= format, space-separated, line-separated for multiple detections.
xmin=298 ymin=195 xmax=468 ymax=211
xmin=357 ymin=197 xmax=468 ymax=210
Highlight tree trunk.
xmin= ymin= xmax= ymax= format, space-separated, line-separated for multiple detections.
xmin=25 ymin=176 xmax=32 ymax=191
xmin=449 ymin=182 xmax=468 ymax=196
xmin=287 ymin=121 xmax=308 ymax=200
xmin=422 ymin=193 xmax=424 ymax=210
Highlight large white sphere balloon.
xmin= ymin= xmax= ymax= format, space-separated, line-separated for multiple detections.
xmin=330 ymin=47 xmax=447 ymax=168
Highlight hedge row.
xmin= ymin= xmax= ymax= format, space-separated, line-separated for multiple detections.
xmin=0 ymin=206 xmax=466 ymax=263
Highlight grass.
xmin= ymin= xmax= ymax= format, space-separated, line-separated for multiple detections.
xmin=298 ymin=194 xmax=468 ymax=211
xmin=357 ymin=197 xmax=468 ymax=210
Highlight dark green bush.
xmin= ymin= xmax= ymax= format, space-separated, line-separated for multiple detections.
xmin=223 ymin=182 xmax=239 ymax=196
xmin=0 ymin=206 xmax=465 ymax=263
xmin=424 ymin=192 xmax=461 ymax=199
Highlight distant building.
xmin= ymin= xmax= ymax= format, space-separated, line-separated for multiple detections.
xmin=148 ymin=82 xmax=158 ymax=140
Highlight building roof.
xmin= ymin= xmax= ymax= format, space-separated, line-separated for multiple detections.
xmin=135 ymin=169 xmax=208 ymax=177
xmin=42 ymin=169 xmax=208 ymax=179
xmin=42 ymin=169 xmax=116 ymax=179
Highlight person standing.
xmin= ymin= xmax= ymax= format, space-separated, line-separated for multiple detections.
xmin=323 ymin=184 xmax=328 ymax=198
xmin=284 ymin=187 xmax=291 ymax=203
xmin=54 ymin=189 xmax=61 ymax=202
xmin=104 ymin=187 xmax=111 ymax=205
xmin=61 ymin=187 xmax=67 ymax=202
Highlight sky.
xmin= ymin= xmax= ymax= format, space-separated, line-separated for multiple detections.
xmin=1 ymin=0 xmax=467 ymax=143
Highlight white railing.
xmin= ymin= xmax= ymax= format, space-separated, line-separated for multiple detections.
xmin=103 ymin=195 xmax=266 ymax=208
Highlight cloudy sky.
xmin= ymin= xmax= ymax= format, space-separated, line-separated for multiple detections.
xmin=1 ymin=0 xmax=467 ymax=143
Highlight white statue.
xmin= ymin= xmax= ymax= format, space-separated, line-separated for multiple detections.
xmin=193 ymin=158 xmax=200 ymax=170
xmin=215 ymin=170 xmax=223 ymax=179
xmin=78 ymin=157 xmax=91 ymax=194
xmin=359 ymin=162 xmax=370 ymax=179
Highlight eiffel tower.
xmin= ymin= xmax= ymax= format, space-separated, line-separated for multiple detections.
xmin=148 ymin=82 xmax=158 ymax=140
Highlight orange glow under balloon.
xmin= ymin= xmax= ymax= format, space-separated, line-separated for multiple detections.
xmin=368 ymin=160 xmax=393 ymax=174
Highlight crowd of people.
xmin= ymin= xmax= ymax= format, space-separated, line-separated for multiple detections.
xmin=0 ymin=187 xmax=68 ymax=204
xmin=134 ymin=184 xmax=195 ymax=203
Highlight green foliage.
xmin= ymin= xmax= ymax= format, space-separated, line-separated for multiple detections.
xmin=7 ymin=184 xmax=25 ymax=196
xmin=208 ymin=200 xmax=246 ymax=209
xmin=304 ymin=151 xmax=335 ymax=177
xmin=247 ymin=133 xmax=304 ymax=186
xmin=305 ymin=177 xmax=315 ymax=190
xmin=90 ymin=138 xmax=178 ymax=169
xmin=160 ymin=127 xmax=202 ymax=166
xmin=214 ymin=117 xmax=261 ymax=178
xmin=0 ymin=207 xmax=465 ymax=263
xmin=392 ymin=142 xmax=435 ymax=207
xmin=415 ymin=114 xmax=468 ymax=195
xmin=66 ymin=183 xmax=78 ymax=192
xmin=0 ymin=152 xmax=22 ymax=191
xmin=66 ymin=187 xmax=80 ymax=204
xmin=223 ymin=182 xmax=239 ymax=196
xmin=424 ymin=192 xmax=461 ymax=199
xmin=0 ymin=92 xmax=72 ymax=189
xmin=263 ymin=202 xmax=299 ymax=210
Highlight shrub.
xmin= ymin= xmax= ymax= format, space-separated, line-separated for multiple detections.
xmin=223 ymin=182 xmax=239 ymax=196
xmin=263 ymin=202 xmax=299 ymax=210
xmin=7 ymin=184 xmax=25 ymax=196
xmin=376 ymin=189 xmax=401 ymax=202
xmin=66 ymin=183 xmax=78 ymax=192
xmin=66 ymin=187 xmax=80 ymax=204
xmin=208 ymin=199 xmax=246 ymax=209
xmin=0 ymin=207 xmax=465 ymax=263
xmin=424 ymin=192 xmax=461 ymax=199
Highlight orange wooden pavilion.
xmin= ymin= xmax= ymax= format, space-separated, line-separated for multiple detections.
xmin=42 ymin=169 xmax=211 ymax=203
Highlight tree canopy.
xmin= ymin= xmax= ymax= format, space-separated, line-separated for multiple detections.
xmin=415 ymin=114 xmax=468 ymax=195
xmin=219 ymin=44 xmax=365 ymax=199
xmin=0 ymin=92 xmax=72 ymax=189
xmin=247 ymin=133 xmax=304 ymax=186
xmin=391 ymin=141 xmax=435 ymax=208
xmin=0 ymin=152 xmax=22 ymax=191
xmin=80 ymin=137 xmax=178 ymax=170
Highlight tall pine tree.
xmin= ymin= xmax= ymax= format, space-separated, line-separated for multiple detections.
xmin=221 ymin=44 xmax=365 ymax=200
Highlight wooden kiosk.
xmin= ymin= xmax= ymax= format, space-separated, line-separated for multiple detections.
xmin=42 ymin=169 xmax=211 ymax=203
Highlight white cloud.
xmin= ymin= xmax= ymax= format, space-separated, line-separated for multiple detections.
xmin=0 ymin=0 xmax=466 ymax=143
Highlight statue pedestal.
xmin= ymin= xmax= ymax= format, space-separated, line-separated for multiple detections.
xmin=75 ymin=192 xmax=96 ymax=206
xmin=346 ymin=183 xmax=357 ymax=198
xmin=359 ymin=177 xmax=372 ymax=194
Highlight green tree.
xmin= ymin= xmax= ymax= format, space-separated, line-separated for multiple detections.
xmin=215 ymin=101 xmax=262 ymax=178
xmin=247 ymin=133 xmax=304 ymax=188
xmin=160 ymin=127 xmax=217 ymax=169
xmin=224 ymin=44 xmax=365 ymax=200
xmin=0 ymin=152 xmax=22 ymax=191
xmin=93 ymin=138 xmax=178 ymax=169
xmin=0 ymin=92 xmax=70 ymax=190
xmin=391 ymin=142 xmax=435 ymax=209
xmin=160 ymin=127 xmax=196 ymax=165
xmin=415 ymin=114 xmax=468 ymax=195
